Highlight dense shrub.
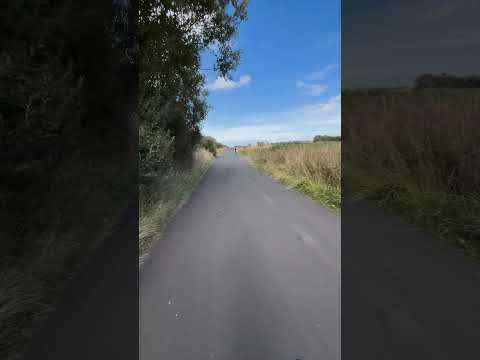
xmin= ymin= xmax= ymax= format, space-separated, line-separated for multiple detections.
xmin=200 ymin=136 xmax=223 ymax=156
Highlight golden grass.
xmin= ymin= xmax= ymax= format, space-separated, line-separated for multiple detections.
xmin=139 ymin=148 xmax=214 ymax=263
xmin=343 ymin=89 xmax=480 ymax=256
xmin=242 ymin=142 xmax=341 ymax=209
xmin=216 ymin=146 xmax=226 ymax=156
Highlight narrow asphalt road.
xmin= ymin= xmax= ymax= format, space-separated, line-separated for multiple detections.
xmin=22 ymin=150 xmax=479 ymax=360
xmin=139 ymin=149 xmax=341 ymax=360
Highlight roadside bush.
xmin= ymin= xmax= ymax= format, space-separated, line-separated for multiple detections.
xmin=200 ymin=136 xmax=220 ymax=157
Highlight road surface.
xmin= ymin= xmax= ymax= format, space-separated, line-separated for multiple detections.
xmin=343 ymin=197 xmax=480 ymax=359
xmin=139 ymin=149 xmax=341 ymax=360
xmin=23 ymin=149 xmax=480 ymax=359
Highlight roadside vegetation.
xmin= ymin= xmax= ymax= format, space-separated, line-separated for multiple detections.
xmin=139 ymin=148 xmax=213 ymax=263
xmin=0 ymin=2 xmax=136 ymax=358
xmin=138 ymin=1 xmax=248 ymax=259
xmin=139 ymin=135 xmax=224 ymax=262
xmin=241 ymin=140 xmax=341 ymax=210
xmin=1 ymin=0 xmax=248 ymax=357
xmin=343 ymin=75 xmax=480 ymax=257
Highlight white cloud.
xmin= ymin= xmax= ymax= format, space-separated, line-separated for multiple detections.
xmin=303 ymin=116 xmax=339 ymax=126
xmin=307 ymin=64 xmax=339 ymax=81
xmin=303 ymin=94 xmax=341 ymax=114
xmin=204 ymin=123 xmax=299 ymax=144
xmin=296 ymin=81 xmax=328 ymax=96
xmin=203 ymin=100 xmax=340 ymax=146
xmin=295 ymin=64 xmax=338 ymax=96
xmin=207 ymin=75 xmax=252 ymax=91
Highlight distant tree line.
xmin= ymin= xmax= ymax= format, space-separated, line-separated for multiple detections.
xmin=415 ymin=73 xmax=480 ymax=89
xmin=314 ymin=135 xmax=341 ymax=142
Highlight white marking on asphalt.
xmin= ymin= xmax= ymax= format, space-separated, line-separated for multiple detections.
xmin=263 ymin=193 xmax=273 ymax=205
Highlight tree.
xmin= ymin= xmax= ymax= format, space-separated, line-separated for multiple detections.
xmin=138 ymin=0 xmax=248 ymax=170
xmin=200 ymin=136 xmax=219 ymax=156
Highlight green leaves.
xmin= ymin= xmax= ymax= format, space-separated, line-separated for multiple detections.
xmin=139 ymin=0 xmax=248 ymax=168
xmin=200 ymin=135 xmax=222 ymax=156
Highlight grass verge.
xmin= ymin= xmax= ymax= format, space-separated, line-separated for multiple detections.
xmin=139 ymin=148 xmax=214 ymax=263
xmin=240 ymin=142 xmax=341 ymax=211
xmin=343 ymin=89 xmax=480 ymax=258
xmin=0 ymin=152 xmax=134 ymax=360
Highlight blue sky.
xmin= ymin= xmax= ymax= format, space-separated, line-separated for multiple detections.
xmin=201 ymin=0 xmax=340 ymax=146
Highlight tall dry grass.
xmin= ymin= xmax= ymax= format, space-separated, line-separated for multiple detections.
xmin=139 ymin=148 xmax=214 ymax=264
xmin=243 ymin=142 xmax=341 ymax=209
xmin=343 ymin=89 xmax=480 ymax=256
xmin=0 ymin=155 xmax=134 ymax=359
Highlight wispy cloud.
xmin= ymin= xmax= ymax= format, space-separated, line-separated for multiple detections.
xmin=204 ymin=123 xmax=301 ymax=144
xmin=295 ymin=64 xmax=338 ymax=96
xmin=296 ymin=81 xmax=328 ymax=96
xmin=207 ymin=75 xmax=252 ymax=91
xmin=307 ymin=64 xmax=339 ymax=81
xmin=303 ymin=94 xmax=341 ymax=114
xmin=203 ymin=96 xmax=340 ymax=145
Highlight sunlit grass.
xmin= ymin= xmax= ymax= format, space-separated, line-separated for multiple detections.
xmin=241 ymin=142 xmax=341 ymax=210
xmin=139 ymin=148 xmax=214 ymax=263
xmin=343 ymin=89 xmax=480 ymax=257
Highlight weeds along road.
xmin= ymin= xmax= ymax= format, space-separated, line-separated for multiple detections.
xmin=140 ymin=148 xmax=341 ymax=360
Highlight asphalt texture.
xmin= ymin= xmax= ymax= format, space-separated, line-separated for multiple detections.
xmin=140 ymin=149 xmax=341 ymax=360
xmin=342 ymin=198 xmax=480 ymax=359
